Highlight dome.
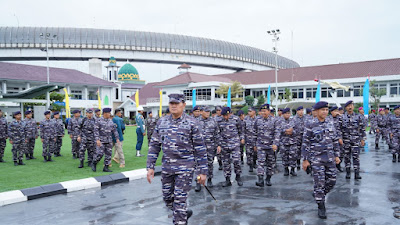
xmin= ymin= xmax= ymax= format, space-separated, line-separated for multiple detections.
xmin=108 ymin=57 xmax=117 ymax=67
xmin=118 ymin=63 xmax=139 ymax=81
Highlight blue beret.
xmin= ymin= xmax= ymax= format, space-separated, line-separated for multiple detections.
xmin=306 ymin=108 xmax=312 ymax=113
xmin=282 ymin=108 xmax=290 ymax=114
xmin=296 ymin=106 xmax=303 ymax=111
xmin=260 ymin=104 xmax=270 ymax=110
xmin=313 ymin=101 xmax=329 ymax=110
xmin=221 ymin=107 xmax=231 ymax=115
xmin=385 ymin=107 xmax=390 ymax=110
xmin=329 ymin=106 xmax=338 ymax=112
xmin=344 ymin=100 xmax=353 ymax=108
xmin=237 ymin=110 xmax=244 ymax=116
xmin=86 ymin=108 xmax=93 ymax=113
xmin=25 ymin=110 xmax=32 ymax=115
xmin=248 ymin=107 xmax=256 ymax=112
xmin=165 ymin=108 xmax=170 ymax=114
xmin=211 ymin=109 xmax=216 ymax=114
xmin=271 ymin=108 xmax=275 ymax=113
xmin=103 ymin=108 xmax=112 ymax=113
xmin=44 ymin=111 xmax=51 ymax=115
xmin=394 ymin=105 xmax=400 ymax=110
xmin=278 ymin=108 xmax=283 ymax=111
xmin=193 ymin=105 xmax=200 ymax=111
xmin=338 ymin=107 xmax=343 ymax=111
xmin=95 ymin=109 xmax=101 ymax=113
xmin=53 ymin=111 xmax=60 ymax=115
xmin=13 ymin=111 xmax=21 ymax=116
xmin=72 ymin=109 xmax=81 ymax=114
xmin=168 ymin=93 xmax=185 ymax=103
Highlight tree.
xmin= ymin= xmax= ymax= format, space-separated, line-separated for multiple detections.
xmin=283 ymin=88 xmax=292 ymax=102
xmin=215 ymin=81 xmax=244 ymax=105
xmin=256 ymin=95 xmax=266 ymax=109
xmin=353 ymin=102 xmax=363 ymax=113
xmin=245 ymin=95 xmax=255 ymax=106
xmin=25 ymin=91 xmax=67 ymax=110
xmin=369 ymin=80 xmax=386 ymax=110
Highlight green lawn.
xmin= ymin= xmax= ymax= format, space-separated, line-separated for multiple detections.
xmin=0 ymin=126 xmax=162 ymax=192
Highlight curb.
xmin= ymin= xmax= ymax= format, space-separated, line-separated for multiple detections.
xmin=0 ymin=166 xmax=162 ymax=207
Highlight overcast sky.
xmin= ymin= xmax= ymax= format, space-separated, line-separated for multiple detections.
xmin=1 ymin=0 xmax=399 ymax=83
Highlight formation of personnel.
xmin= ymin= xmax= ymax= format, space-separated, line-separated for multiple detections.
xmin=0 ymin=108 xmax=123 ymax=172
xmin=147 ymin=94 xmax=400 ymax=224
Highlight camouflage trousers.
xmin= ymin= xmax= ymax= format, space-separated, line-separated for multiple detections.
xmin=42 ymin=137 xmax=55 ymax=157
xmin=311 ymin=159 xmax=337 ymax=203
xmin=195 ymin=146 xmax=217 ymax=178
xmin=0 ymin=138 xmax=6 ymax=158
xmin=11 ymin=141 xmax=24 ymax=161
xmin=245 ymin=144 xmax=256 ymax=166
xmin=240 ymin=143 xmax=245 ymax=161
xmin=343 ymin=142 xmax=361 ymax=170
xmin=375 ymin=128 xmax=390 ymax=144
xmin=25 ymin=137 xmax=35 ymax=154
xmin=54 ymin=136 xmax=63 ymax=155
xmin=79 ymin=139 xmax=95 ymax=162
xmin=71 ymin=137 xmax=80 ymax=155
xmin=296 ymin=135 xmax=303 ymax=161
xmin=161 ymin=170 xmax=194 ymax=225
xmin=339 ymin=144 xmax=344 ymax=160
xmin=221 ymin=146 xmax=242 ymax=178
xmin=147 ymin=132 xmax=153 ymax=146
xmin=280 ymin=144 xmax=297 ymax=167
xmin=392 ymin=134 xmax=400 ymax=154
xmin=93 ymin=142 xmax=112 ymax=166
xmin=257 ymin=148 xmax=276 ymax=176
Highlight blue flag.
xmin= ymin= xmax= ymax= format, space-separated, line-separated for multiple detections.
xmin=267 ymin=85 xmax=271 ymax=105
xmin=316 ymin=80 xmax=321 ymax=102
xmin=227 ymin=87 xmax=231 ymax=107
xmin=363 ymin=78 xmax=369 ymax=115
xmin=192 ymin=89 xmax=196 ymax=108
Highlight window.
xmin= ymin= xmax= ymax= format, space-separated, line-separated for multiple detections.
xmin=252 ymin=90 xmax=263 ymax=98
xmin=71 ymin=90 xmax=82 ymax=99
xmin=374 ymin=83 xmax=387 ymax=96
xmin=390 ymin=83 xmax=399 ymax=96
xmin=114 ymin=71 xmax=117 ymax=80
xmin=109 ymin=71 xmax=112 ymax=80
xmin=321 ymin=87 xmax=333 ymax=98
xmin=278 ymin=89 xmax=284 ymax=100
xmin=306 ymin=88 xmax=317 ymax=98
xmin=184 ymin=89 xmax=211 ymax=101
xmin=184 ymin=90 xmax=192 ymax=101
xmin=162 ymin=91 xmax=166 ymax=95
xmin=115 ymin=88 xmax=119 ymax=100
xmin=337 ymin=89 xmax=351 ymax=98
xmin=353 ymin=85 xmax=363 ymax=97
xmin=292 ymin=88 xmax=304 ymax=99
xmin=245 ymin=89 xmax=251 ymax=96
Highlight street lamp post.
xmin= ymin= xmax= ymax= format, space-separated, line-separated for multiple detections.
xmin=39 ymin=33 xmax=57 ymax=110
xmin=267 ymin=29 xmax=280 ymax=116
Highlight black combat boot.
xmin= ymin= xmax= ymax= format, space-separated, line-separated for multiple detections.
xmin=78 ymin=160 xmax=84 ymax=168
xmin=255 ymin=175 xmax=264 ymax=187
xmin=26 ymin=154 xmax=31 ymax=160
xmin=265 ymin=175 xmax=272 ymax=186
xmin=346 ymin=168 xmax=351 ymax=179
xmin=103 ymin=165 xmax=112 ymax=172
xmin=290 ymin=167 xmax=297 ymax=176
xmin=91 ymin=162 xmax=97 ymax=172
xmin=297 ymin=159 xmax=301 ymax=170
xmin=249 ymin=164 xmax=254 ymax=172
xmin=317 ymin=202 xmax=327 ymax=219
xmin=236 ymin=174 xmax=243 ymax=186
xmin=336 ymin=162 xmax=343 ymax=172
xmin=398 ymin=155 xmax=400 ymax=162
xmin=393 ymin=154 xmax=397 ymax=163
xmin=47 ymin=156 xmax=53 ymax=162
xmin=186 ymin=209 xmax=193 ymax=220
xmin=30 ymin=153 xmax=36 ymax=159
xmin=18 ymin=160 xmax=25 ymax=165
xmin=284 ymin=167 xmax=289 ymax=176
xmin=72 ymin=153 xmax=77 ymax=159
xmin=218 ymin=160 xmax=223 ymax=170
xmin=14 ymin=161 xmax=18 ymax=166
xmin=43 ymin=156 xmax=48 ymax=162
xmin=354 ymin=170 xmax=362 ymax=180
xmin=195 ymin=182 xmax=201 ymax=192
xmin=375 ymin=143 xmax=379 ymax=150
xmin=207 ymin=177 xmax=213 ymax=188
xmin=222 ymin=177 xmax=232 ymax=187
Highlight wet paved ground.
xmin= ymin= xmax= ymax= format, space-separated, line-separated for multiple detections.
xmin=1 ymin=134 xmax=400 ymax=225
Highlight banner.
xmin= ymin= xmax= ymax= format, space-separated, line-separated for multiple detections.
xmin=192 ymin=89 xmax=196 ymax=108
xmin=227 ymin=87 xmax=231 ymax=107
xmin=316 ymin=80 xmax=321 ymax=102
xmin=135 ymin=90 xmax=139 ymax=108
xmin=159 ymin=89 xmax=163 ymax=118
xmin=267 ymin=85 xmax=271 ymax=105
xmin=363 ymin=78 xmax=369 ymax=115
xmin=97 ymin=89 xmax=101 ymax=110
xmin=63 ymin=88 xmax=71 ymax=118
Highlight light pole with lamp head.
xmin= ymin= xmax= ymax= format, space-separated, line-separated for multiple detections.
xmin=39 ymin=33 xmax=57 ymax=109
xmin=267 ymin=29 xmax=280 ymax=116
